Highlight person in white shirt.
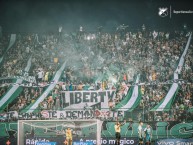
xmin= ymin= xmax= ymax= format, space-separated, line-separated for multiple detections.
xmin=37 ymin=70 xmax=44 ymax=84
xmin=138 ymin=121 xmax=144 ymax=145
xmin=62 ymin=83 xmax=66 ymax=91
xmin=58 ymin=26 xmax=62 ymax=38
xmin=114 ymin=120 xmax=126 ymax=145
xmin=26 ymin=46 xmax=30 ymax=53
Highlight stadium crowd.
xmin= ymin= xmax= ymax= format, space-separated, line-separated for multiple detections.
xmin=139 ymin=41 xmax=193 ymax=122
xmin=0 ymin=34 xmax=31 ymax=77
xmin=0 ymin=27 xmax=192 ymax=122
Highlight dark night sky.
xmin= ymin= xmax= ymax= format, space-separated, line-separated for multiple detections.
xmin=0 ymin=0 xmax=192 ymax=32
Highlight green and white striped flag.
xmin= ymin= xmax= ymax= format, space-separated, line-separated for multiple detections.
xmin=21 ymin=61 xmax=67 ymax=113
xmin=151 ymin=84 xmax=179 ymax=111
xmin=0 ymin=56 xmax=31 ymax=112
xmin=151 ymin=33 xmax=192 ymax=111
xmin=114 ymin=74 xmax=142 ymax=112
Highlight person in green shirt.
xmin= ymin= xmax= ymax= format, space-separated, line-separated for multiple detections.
xmin=179 ymin=104 xmax=185 ymax=110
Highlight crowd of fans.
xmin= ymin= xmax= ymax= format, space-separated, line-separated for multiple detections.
xmin=0 ymin=34 xmax=33 ymax=103
xmin=0 ymin=34 xmax=11 ymax=99
xmin=137 ymin=41 xmax=193 ymax=122
xmin=0 ymin=26 xmax=192 ymax=122
xmin=171 ymin=43 xmax=193 ymax=122
xmin=0 ymin=34 xmax=31 ymax=78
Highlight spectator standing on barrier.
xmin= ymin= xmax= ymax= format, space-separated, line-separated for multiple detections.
xmin=55 ymin=96 xmax=60 ymax=110
xmin=138 ymin=121 xmax=144 ymax=145
xmin=37 ymin=69 xmax=44 ymax=84
xmin=114 ymin=119 xmax=126 ymax=145
xmin=144 ymin=124 xmax=152 ymax=145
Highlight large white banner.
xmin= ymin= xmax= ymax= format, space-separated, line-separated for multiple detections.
xmin=61 ymin=90 xmax=115 ymax=110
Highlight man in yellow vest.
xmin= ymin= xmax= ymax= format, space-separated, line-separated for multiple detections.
xmin=66 ymin=128 xmax=72 ymax=145
xmin=114 ymin=120 xmax=126 ymax=145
